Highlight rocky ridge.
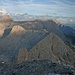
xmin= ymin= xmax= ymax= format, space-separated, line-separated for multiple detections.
xmin=0 ymin=15 xmax=75 ymax=75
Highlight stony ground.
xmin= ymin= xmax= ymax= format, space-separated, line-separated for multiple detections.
xmin=0 ymin=60 xmax=75 ymax=75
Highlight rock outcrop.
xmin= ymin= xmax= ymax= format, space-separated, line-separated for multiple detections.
xmin=1 ymin=15 xmax=13 ymax=22
xmin=28 ymin=33 xmax=75 ymax=65
xmin=0 ymin=28 xmax=4 ymax=37
xmin=0 ymin=23 xmax=8 ymax=37
xmin=0 ymin=15 xmax=13 ymax=37
xmin=17 ymin=48 xmax=28 ymax=63
xmin=9 ymin=25 xmax=26 ymax=36
xmin=15 ymin=32 xmax=75 ymax=65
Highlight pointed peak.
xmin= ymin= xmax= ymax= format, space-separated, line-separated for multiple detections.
xmin=1 ymin=14 xmax=13 ymax=22
xmin=2 ymin=14 xmax=12 ymax=20
xmin=9 ymin=25 xmax=26 ymax=36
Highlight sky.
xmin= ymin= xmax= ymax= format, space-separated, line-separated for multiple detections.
xmin=0 ymin=0 xmax=75 ymax=17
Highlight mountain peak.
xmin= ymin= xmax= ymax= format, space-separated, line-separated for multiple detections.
xmin=0 ymin=14 xmax=13 ymax=22
xmin=51 ymin=19 xmax=62 ymax=25
xmin=9 ymin=25 xmax=26 ymax=36
xmin=2 ymin=15 xmax=13 ymax=21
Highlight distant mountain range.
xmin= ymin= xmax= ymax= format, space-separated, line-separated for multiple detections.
xmin=0 ymin=9 xmax=75 ymax=26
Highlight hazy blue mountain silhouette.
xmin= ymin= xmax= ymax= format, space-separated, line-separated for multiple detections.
xmin=59 ymin=25 xmax=75 ymax=45
xmin=59 ymin=25 xmax=75 ymax=37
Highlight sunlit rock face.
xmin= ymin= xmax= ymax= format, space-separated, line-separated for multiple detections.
xmin=0 ymin=15 xmax=12 ymax=37
xmin=0 ymin=23 xmax=8 ymax=37
xmin=9 ymin=25 xmax=26 ymax=36
xmin=16 ymin=32 xmax=75 ymax=65
xmin=17 ymin=48 xmax=28 ymax=63
xmin=1 ymin=15 xmax=13 ymax=22
xmin=0 ymin=28 xmax=4 ymax=37
xmin=28 ymin=33 xmax=75 ymax=65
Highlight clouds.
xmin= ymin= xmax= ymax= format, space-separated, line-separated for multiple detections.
xmin=53 ymin=0 xmax=75 ymax=7
xmin=0 ymin=0 xmax=75 ymax=17
xmin=0 ymin=0 xmax=33 ymax=6
xmin=0 ymin=0 xmax=75 ymax=7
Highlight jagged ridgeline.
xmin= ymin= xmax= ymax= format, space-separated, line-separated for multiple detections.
xmin=0 ymin=15 xmax=75 ymax=67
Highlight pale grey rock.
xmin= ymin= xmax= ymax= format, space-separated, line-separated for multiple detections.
xmin=28 ymin=32 xmax=75 ymax=65
xmin=17 ymin=48 xmax=28 ymax=63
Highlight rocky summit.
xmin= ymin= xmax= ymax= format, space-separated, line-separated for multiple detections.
xmin=0 ymin=15 xmax=75 ymax=75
